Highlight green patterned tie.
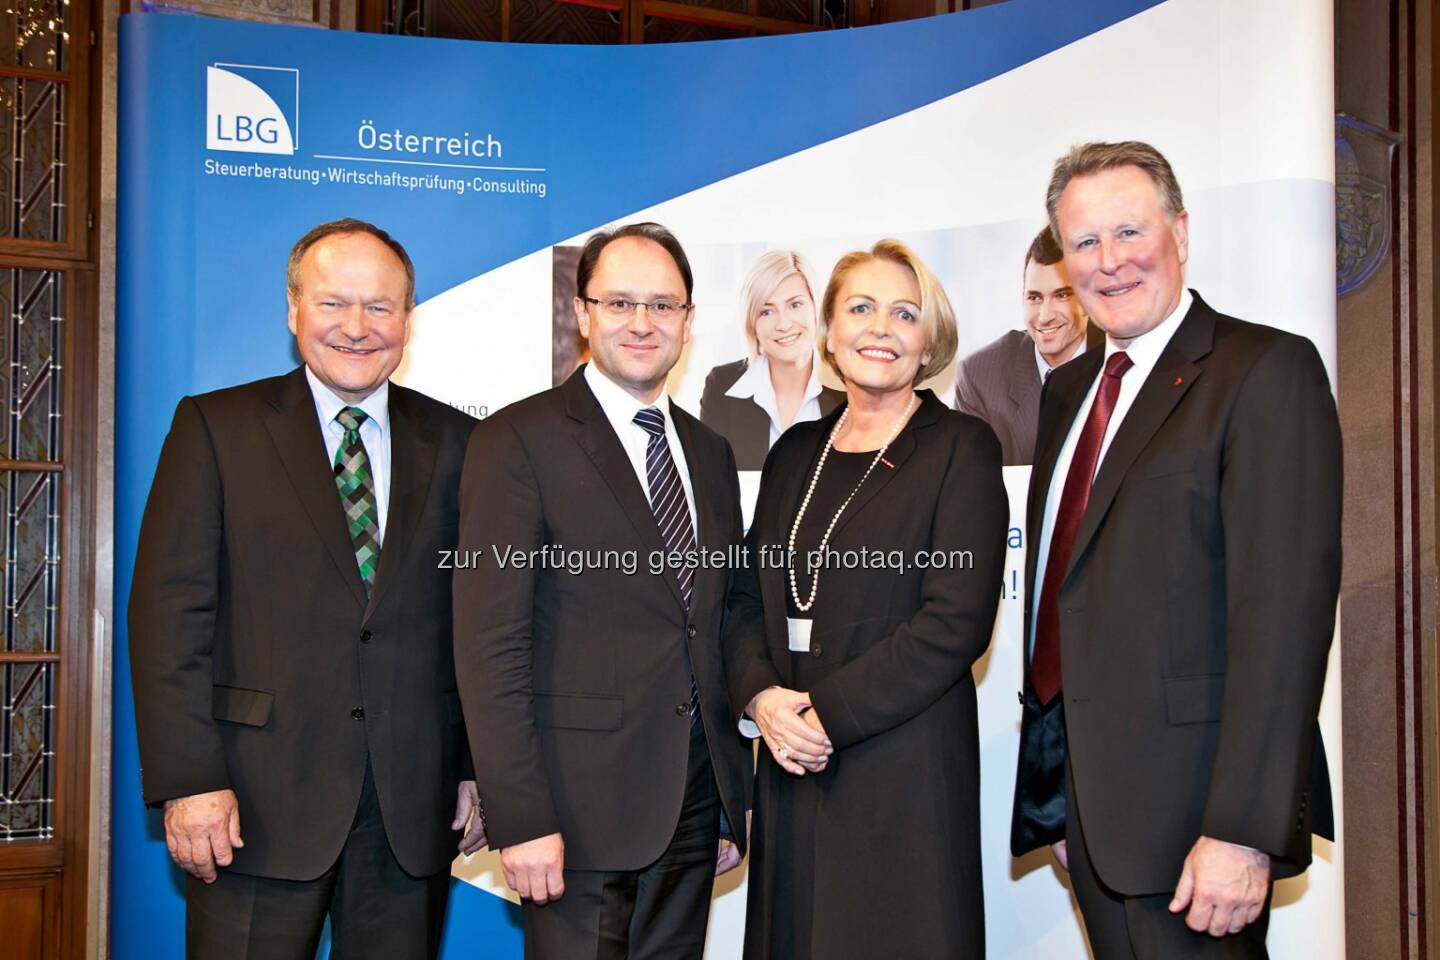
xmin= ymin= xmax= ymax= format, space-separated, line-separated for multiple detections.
xmin=333 ymin=406 xmax=381 ymax=595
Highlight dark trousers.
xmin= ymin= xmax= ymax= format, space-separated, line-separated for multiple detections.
xmin=1066 ymin=768 xmax=1271 ymax=960
xmin=185 ymin=762 xmax=450 ymax=960
xmin=523 ymin=719 xmax=721 ymax=960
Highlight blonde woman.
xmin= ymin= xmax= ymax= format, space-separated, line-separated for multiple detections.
xmin=700 ymin=250 xmax=844 ymax=470
xmin=726 ymin=240 xmax=1007 ymax=958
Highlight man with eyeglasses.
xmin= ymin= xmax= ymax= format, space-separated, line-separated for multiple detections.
xmin=454 ymin=222 xmax=752 ymax=959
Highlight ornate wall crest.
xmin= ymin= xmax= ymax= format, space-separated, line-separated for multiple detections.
xmin=1336 ymin=113 xmax=1402 ymax=296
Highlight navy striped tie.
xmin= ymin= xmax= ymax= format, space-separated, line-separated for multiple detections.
xmin=633 ymin=406 xmax=700 ymax=719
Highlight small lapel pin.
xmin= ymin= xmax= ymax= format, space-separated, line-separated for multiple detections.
xmin=880 ymin=457 xmax=896 ymax=469
xmin=1173 ymin=376 xmax=1184 ymax=386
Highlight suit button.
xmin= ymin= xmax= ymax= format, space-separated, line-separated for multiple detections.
xmin=351 ymin=707 xmax=365 ymax=720
xmin=812 ymin=644 xmax=823 ymax=657
xmin=360 ymin=630 xmax=373 ymax=644
xmin=687 ymin=624 xmax=697 ymax=639
xmin=676 ymin=703 xmax=689 ymax=716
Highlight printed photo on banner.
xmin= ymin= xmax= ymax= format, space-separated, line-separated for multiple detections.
xmin=553 ymin=217 xmax=1105 ymax=478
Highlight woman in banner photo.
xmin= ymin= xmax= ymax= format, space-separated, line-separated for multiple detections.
xmin=725 ymin=239 xmax=1007 ymax=958
xmin=700 ymin=249 xmax=845 ymax=470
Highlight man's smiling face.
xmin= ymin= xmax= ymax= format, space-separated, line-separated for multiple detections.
xmin=1056 ymin=163 xmax=1189 ymax=347
xmin=287 ymin=230 xmax=411 ymax=403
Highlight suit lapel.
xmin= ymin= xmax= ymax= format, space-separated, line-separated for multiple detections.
xmin=565 ymin=368 xmax=687 ymax=613
xmin=365 ymin=385 xmax=438 ymax=620
xmin=825 ymin=391 xmax=944 ymax=541
xmin=1062 ymin=296 xmax=1215 ymax=583
xmin=1007 ymin=333 xmax=1042 ymax=418
xmin=671 ymin=402 xmax=727 ymax=616
xmin=264 ymin=367 xmax=369 ymax=611
xmin=758 ymin=430 xmax=817 ymax=678
xmin=763 ymin=424 xmax=818 ymax=608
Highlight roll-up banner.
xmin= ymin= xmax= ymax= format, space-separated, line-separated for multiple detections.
xmin=114 ymin=1 xmax=1340 ymax=956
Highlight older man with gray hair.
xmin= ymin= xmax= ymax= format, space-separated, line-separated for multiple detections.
xmin=130 ymin=218 xmax=483 ymax=959
xmin=1010 ymin=141 xmax=1341 ymax=958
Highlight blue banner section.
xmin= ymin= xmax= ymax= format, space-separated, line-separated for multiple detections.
xmin=113 ymin=2 xmax=1162 ymax=956
xmin=126 ymin=0 xmax=1158 ymax=301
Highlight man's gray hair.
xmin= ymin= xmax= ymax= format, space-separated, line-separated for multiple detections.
xmin=1045 ymin=141 xmax=1185 ymax=243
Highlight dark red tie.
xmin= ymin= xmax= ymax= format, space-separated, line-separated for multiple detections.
xmin=1030 ymin=351 xmax=1134 ymax=705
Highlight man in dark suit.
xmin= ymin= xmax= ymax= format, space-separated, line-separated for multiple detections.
xmin=129 ymin=219 xmax=484 ymax=959
xmin=1010 ymin=142 xmax=1342 ymax=957
xmin=454 ymin=222 xmax=752 ymax=960
xmin=952 ymin=226 xmax=1101 ymax=465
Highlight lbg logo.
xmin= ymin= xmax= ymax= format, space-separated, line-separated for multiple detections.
xmin=206 ymin=63 xmax=299 ymax=155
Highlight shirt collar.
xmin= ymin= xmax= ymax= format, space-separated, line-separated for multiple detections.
xmin=583 ymin=361 xmax=672 ymax=430
xmin=305 ymin=365 xmax=391 ymax=435
xmin=1034 ymin=338 xmax=1088 ymax=383
xmin=724 ymin=354 xmax=825 ymax=405
xmin=1103 ymin=287 xmax=1193 ymax=368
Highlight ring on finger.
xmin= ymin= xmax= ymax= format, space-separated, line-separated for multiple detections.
xmin=778 ymin=744 xmax=789 ymax=760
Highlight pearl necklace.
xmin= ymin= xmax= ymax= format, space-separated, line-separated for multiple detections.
xmin=787 ymin=393 xmax=918 ymax=613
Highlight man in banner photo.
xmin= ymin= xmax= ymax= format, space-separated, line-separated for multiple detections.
xmin=1010 ymin=141 xmax=1342 ymax=958
xmin=952 ymin=225 xmax=1100 ymax=466
xmin=128 ymin=220 xmax=484 ymax=959
xmin=455 ymin=222 xmax=752 ymax=960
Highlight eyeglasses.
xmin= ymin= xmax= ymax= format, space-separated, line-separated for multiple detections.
xmin=580 ymin=296 xmax=692 ymax=319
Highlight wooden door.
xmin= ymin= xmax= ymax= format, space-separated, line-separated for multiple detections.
xmin=0 ymin=2 xmax=99 ymax=958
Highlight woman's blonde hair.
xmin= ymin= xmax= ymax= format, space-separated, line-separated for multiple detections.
xmin=818 ymin=239 xmax=957 ymax=386
xmin=740 ymin=250 xmax=817 ymax=358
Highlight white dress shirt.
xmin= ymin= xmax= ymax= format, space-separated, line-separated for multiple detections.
xmin=1029 ymin=288 xmax=1193 ymax=650
xmin=1034 ymin=338 xmax=1089 ymax=384
xmin=306 ymin=366 xmax=392 ymax=543
xmin=584 ymin=362 xmax=698 ymax=531
xmin=724 ymin=354 xmax=827 ymax=448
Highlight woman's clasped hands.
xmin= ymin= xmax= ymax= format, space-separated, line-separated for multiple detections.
xmin=748 ymin=686 xmax=833 ymax=776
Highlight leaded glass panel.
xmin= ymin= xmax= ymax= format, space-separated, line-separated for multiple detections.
xmin=0 ymin=660 xmax=53 ymax=842
xmin=0 ymin=1 xmax=68 ymax=72
xmin=0 ymin=269 xmax=62 ymax=463
xmin=757 ymin=0 xmax=814 ymax=23
xmin=511 ymin=0 xmax=620 ymax=44
xmin=0 ymin=471 xmax=57 ymax=654
xmin=0 ymin=79 xmax=66 ymax=243
xmin=645 ymin=18 xmax=747 ymax=42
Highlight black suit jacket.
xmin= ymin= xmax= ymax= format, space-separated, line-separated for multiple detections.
xmin=952 ymin=325 xmax=1104 ymax=466
xmin=1010 ymin=292 xmax=1342 ymax=895
xmin=453 ymin=366 xmax=752 ymax=871
xmin=699 ymin=358 xmax=845 ymax=470
xmin=129 ymin=366 xmax=477 ymax=880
